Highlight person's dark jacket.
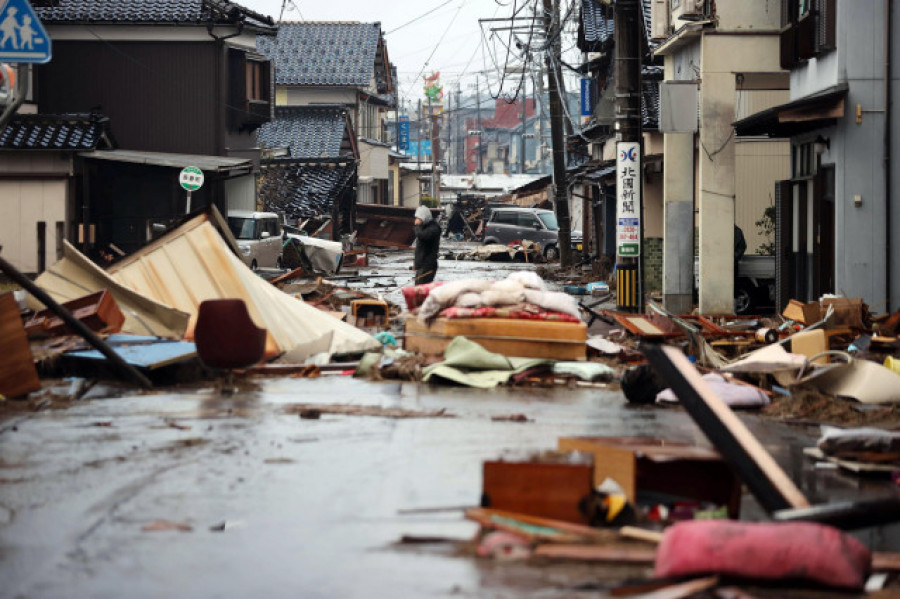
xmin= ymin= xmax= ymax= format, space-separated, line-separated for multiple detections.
xmin=414 ymin=220 xmax=441 ymax=272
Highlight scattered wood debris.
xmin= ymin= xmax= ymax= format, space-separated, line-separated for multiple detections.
xmin=284 ymin=403 xmax=454 ymax=419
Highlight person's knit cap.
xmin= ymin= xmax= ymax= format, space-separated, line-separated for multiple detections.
xmin=415 ymin=205 xmax=433 ymax=223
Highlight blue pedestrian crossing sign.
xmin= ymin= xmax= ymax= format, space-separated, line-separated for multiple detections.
xmin=0 ymin=0 xmax=51 ymax=63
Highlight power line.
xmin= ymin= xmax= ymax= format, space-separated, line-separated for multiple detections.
xmin=385 ymin=0 xmax=456 ymax=35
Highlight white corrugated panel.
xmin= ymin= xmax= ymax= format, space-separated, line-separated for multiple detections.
xmin=107 ymin=215 xmax=379 ymax=359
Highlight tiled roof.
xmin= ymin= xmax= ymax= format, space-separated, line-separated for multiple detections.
xmin=257 ymin=22 xmax=381 ymax=87
xmin=0 ymin=113 xmax=115 ymax=151
xmin=36 ymin=0 xmax=275 ymax=30
xmin=259 ymin=161 xmax=356 ymax=220
xmin=579 ymin=0 xmax=658 ymax=52
xmin=257 ymin=106 xmax=349 ymax=159
xmin=579 ymin=0 xmax=614 ymax=51
xmin=641 ymin=67 xmax=662 ymax=130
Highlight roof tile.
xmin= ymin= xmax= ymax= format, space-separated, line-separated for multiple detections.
xmin=0 ymin=113 xmax=113 ymax=151
xmin=259 ymin=161 xmax=356 ymax=220
xmin=258 ymin=22 xmax=381 ymax=87
xmin=257 ymin=106 xmax=349 ymax=159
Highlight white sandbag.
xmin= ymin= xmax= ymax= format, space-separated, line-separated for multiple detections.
xmin=506 ymin=271 xmax=547 ymax=291
xmin=480 ymin=280 xmax=526 ymax=307
xmin=456 ymin=292 xmax=484 ymax=308
xmin=522 ymin=289 xmax=582 ymax=319
xmin=418 ymin=279 xmax=493 ymax=322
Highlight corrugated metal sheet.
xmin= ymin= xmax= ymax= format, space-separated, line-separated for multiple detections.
xmin=31 ymin=241 xmax=191 ymax=338
xmin=735 ymin=139 xmax=790 ymax=254
xmin=106 ymin=213 xmax=379 ymax=358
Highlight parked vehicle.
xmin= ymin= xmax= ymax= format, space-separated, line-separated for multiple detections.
xmin=693 ymin=254 xmax=775 ymax=314
xmin=482 ymin=207 xmax=562 ymax=259
xmin=734 ymin=254 xmax=775 ymax=314
xmin=226 ymin=210 xmax=284 ymax=270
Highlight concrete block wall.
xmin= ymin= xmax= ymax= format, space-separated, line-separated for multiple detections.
xmin=644 ymin=237 xmax=663 ymax=293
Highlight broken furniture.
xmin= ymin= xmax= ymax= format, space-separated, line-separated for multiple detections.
xmin=351 ymin=298 xmax=389 ymax=327
xmin=24 ymin=289 xmax=124 ymax=337
xmin=0 ymin=292 xmax=42 ymax=398
xmin=194 ymin=299 xmax=267 ymax=390
xmin=405 ymin=317 xmax=587 ymax=361
xmin=642 ymin=343 xmax=900 ymax=529
xmin=557 ymin=436 xmax=742 ymax=518
xmin=482 ymin=453 xmax=594 ymax=524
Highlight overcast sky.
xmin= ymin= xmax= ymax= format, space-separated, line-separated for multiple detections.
xmin=241 ymin=0 xmax=545 ymax=110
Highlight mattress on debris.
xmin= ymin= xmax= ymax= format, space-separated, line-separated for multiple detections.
xmin=405 ymin=317 xmax=587 ymax=361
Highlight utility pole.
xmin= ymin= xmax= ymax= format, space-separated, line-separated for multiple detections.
xmin=613 ymin=0 xmax=643 ymax=312
xmin=475 ymin=75 xmax=484 ymax=174
xmin=455 ymin=85 xmax=463 ymax=173
xmin=519 ymin=77 xmax=527 ymax=174
xmin=416 ymin=98 xmax=422 ymax=200
xmin=429 ymin=97 xmax=439 ymax=201
xmin=543 ymin=0 xmax=572 ymax=267
xmin=446 ymin=91 xmax=453 ymax=174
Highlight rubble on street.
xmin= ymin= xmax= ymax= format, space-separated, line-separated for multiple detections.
xmin=2 ymin=222 xmax=900 ymax=598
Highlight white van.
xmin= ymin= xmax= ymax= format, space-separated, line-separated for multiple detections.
xmin=227 ymin=210 xmax=284 ymax=270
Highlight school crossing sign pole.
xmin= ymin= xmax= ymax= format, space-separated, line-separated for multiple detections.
xmin=0 ymin=0 xmax=52 ymax=64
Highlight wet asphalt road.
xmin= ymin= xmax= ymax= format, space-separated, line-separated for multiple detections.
xmin=2 ymin=250 xmax=898 ymax=598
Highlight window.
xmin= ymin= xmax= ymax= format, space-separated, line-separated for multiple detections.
xmin=518 ymin=214 xmax=539 ymax=228
xmin=229 ymin=49 xmax=272 ymax=130
xmin=537 ymin=212 xmax=559 ymax=231
xmin=246 ymin=61 xmax=265 ymax=102
xmin=495 ymin=212 xmax=517 ymax=225
xmin=780 ymin=0 xmax=836 ymax=69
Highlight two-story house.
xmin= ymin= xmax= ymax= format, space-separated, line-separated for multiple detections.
xmin=653 ymin=0 xmax=791 ymax=313
xmin=258 ymin=21 xmax=395 ymax=207
xmin=734 ymin=0 xmax=898 ymax=315
xmin=256 ymin=105 xmax=359 ymax=236
xmin=0 ymin=0 xmax=280 ymax=268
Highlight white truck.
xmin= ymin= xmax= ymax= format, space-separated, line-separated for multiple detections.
xmin=694 ymin=254 xmax=776 ymax=314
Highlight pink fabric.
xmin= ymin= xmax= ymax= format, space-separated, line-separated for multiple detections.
xmin=440 ymin=305 xmax=581 ymax=323
xmin=654 ymin=520 xmax=871 ymax=589
xmin=401 ymin=282 xmax=445 ymax=310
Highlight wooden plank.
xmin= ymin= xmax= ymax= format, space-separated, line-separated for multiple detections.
xmin=873 ymin=552 xmax=900 ymax=572
xmin=533 ymin=543 xmax=657 ymax=563
xmin=622 ymin=576 xmax=719 ymax=599
xmin=0 ymin=292 xmax=41 ymax=398
xmin=619 ymin=526 xmax=664 ymax=544
xmin=642 ymin=344 xmax=809 ymax=512
xmin=466 ymin=507 xmax=620 ymax=543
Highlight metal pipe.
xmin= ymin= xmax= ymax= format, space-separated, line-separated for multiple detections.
xmin=0 ymin=255 xmax=153 ymax=389
xmin=885 ymin=0 xmax=893 ymax=311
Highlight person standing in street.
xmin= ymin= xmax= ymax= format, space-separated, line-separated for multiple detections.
xmin=414 ymin=205 xmax=441 ymax=284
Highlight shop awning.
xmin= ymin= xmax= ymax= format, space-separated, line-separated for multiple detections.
xmin=733 ymin=83 xmax=848 ymax=138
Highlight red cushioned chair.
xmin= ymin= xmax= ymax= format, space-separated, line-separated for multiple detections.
xmin=194 ymin=299 xmax=267 ymax=393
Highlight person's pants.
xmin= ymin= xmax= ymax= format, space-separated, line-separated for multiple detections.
xmin=415 ymin=267 xmax=436 ymax=285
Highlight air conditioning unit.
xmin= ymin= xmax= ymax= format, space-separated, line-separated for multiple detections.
xmin=677 ymin=0 xmax=709 ymax=22
xmin=650 ymin=0 xmax=670 ymax=41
